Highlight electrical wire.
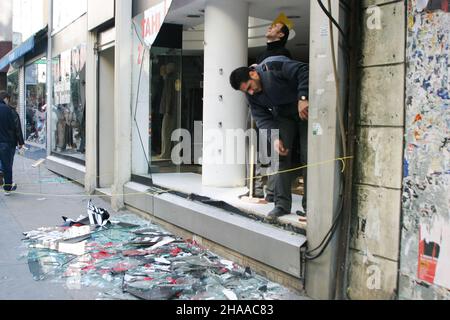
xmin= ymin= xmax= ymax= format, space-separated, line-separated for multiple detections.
xmin=317 ymin=0 xmax=347 ymax=42
xmin=305 ymin=193 xmax=344 ymax=259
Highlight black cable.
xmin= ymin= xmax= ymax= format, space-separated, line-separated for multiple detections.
xmin=317 ymin=0 xmax=346 ymax=38
xmin=317 ymin=0 xmax=350 ymax=49
xmin=305 ymin=198 xmax=344 ymax=260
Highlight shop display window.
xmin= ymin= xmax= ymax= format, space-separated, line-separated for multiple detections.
xmin=25 ymin=58 xmax=47 ymax=147
xmin=130 ymin=5 xmax=203 ymax=180
xmin=51 ymin=44 xmax=86 ymax=163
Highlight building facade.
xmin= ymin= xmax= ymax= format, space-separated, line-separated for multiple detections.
xmin=1 ymin=0 xmax=449 ymax=300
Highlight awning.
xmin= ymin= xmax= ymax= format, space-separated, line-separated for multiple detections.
xmin=0 ymin=33 xmax=36 ymax=71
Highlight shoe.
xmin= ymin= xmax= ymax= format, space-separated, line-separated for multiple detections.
xmin=253 ymin=189 xmax=264 ymax=198
xmin=265 ymin=207 xmax=289 ymax=223
xmin=4 ymin=183 xmax=17 ymax=196
xmin=296 ymin=209 xmax=306 ymax=217
xmin=296 ymin=209 xmax=307 ymax=222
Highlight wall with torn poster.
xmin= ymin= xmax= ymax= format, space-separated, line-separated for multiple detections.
xmin=399 ymin=1 xmax=450 ymax=300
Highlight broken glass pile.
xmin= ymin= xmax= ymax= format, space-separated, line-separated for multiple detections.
xmin=19 ymin=205 xmax=297 ymax=300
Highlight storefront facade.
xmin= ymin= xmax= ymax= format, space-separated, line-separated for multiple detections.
xmin=1 ymin=28 xmax=48 ymax=155
xmin=45 ymin=2 xmax=88 ymax=181
xmin=4 ymin=0 xmax=351 ymax=299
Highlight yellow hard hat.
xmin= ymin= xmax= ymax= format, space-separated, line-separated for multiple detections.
xmin=272 ymin=12 xmax=294 ymax=30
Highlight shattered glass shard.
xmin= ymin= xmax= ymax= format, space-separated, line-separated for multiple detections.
xmin=125 ymin=285 xmax=181 ymax=300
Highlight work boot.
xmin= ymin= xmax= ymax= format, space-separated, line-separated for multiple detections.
xmin=253 ymin=188 xmax=264 ymax=198
xmin=296 ymin=209 xmax=307 ymax=222
xmin=265 ymin=207 xmax=289 ymax=223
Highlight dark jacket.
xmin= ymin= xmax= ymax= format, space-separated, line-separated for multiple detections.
xmin=10 ymin=107 xmax=25 ymax=146
xmin=246 ymin=55 xmax=309 ymax=131
xmin=0 ymin=102 xmax=16 ymax=146
xmin=256 ymin=40 xmax=292 ymax=64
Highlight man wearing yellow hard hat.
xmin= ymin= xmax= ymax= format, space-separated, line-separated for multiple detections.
xmin=256 ymin=13 xmax=293 ymax=64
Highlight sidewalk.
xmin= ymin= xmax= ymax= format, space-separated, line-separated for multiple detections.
xmin=0 ymin=155 xmax=116 ymax=299
xmin=0 ymin=154 xmax=306 ymax=300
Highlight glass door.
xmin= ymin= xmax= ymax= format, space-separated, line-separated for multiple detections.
xmin=24 ymin=57 xmax=47 ymax=148
xmin=149 ymin=47 xmax=182 ymax=173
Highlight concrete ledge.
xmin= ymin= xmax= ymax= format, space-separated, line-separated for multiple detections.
xmin=46 ymin=156 xmax=86 ymax=186
xmin=124 ymin=182 xmax=153 ymax=212
xmin=123 ymin=182 xmax=306 ymax=278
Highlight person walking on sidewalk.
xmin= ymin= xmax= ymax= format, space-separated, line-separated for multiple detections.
xmin=0 ymin=91 xmax=24 ymax=195
xmin=230 ymin=56 xmax=309 ymax=222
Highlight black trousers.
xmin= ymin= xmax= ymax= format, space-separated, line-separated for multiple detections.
xmin=0 ymin=143 xmax=14 ymax=191
xmin=273 ymin=116 xmax=308 ymax=213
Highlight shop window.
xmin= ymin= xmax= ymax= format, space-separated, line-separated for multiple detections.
xmin=130 ymin=1 xmax=205 ymax=181
xmin=51 ymin=44 xmax=87 ymax=163
xmin=25 ymin=58 xmax=47 ymax=148
xmin=7 ymin=70 xmax=19 ymax=110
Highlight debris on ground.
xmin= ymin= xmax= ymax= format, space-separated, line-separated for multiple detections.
xmin=19 ymin=201 xmax=297 ymax=300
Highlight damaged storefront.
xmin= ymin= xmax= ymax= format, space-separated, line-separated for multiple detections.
xmin=15 ymin=0 xmax=350 ymax=300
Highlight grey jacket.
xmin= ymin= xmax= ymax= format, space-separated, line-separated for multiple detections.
xmin=246 ymin=55 xmax=309 ymax=131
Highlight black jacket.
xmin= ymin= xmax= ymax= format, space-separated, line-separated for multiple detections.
xmin=0 ymin=102 xmax=16 ymax=146
xmin=256 ymin=40 xmax=292 ymax=64
xmin=11 ymin=107 xmax=25 ymax=146
xmin=246 ymin=56 xmax=309 ymax=131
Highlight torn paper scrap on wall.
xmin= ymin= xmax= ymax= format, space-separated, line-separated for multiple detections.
xmin=401 ymin=7 xmax=450 ymax=299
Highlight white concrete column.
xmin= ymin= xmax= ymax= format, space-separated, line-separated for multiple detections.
xmin=112 ymin=0 xmax=132 ymax=210
xmin=306 ymin=0 xmax=344 ymax=300
xmin=202 ymin=0 xmax=249 ymax=187
xmin=84 ymin=30 xmax=98 ymax=193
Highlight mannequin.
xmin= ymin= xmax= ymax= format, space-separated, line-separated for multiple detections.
xmin=55 ymin=104 xmax=67 ymax=151
xmin=151 ymin=64 xmax=166 ymax=155
xmin=157 ymin=62 xmax=179 ymax=160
